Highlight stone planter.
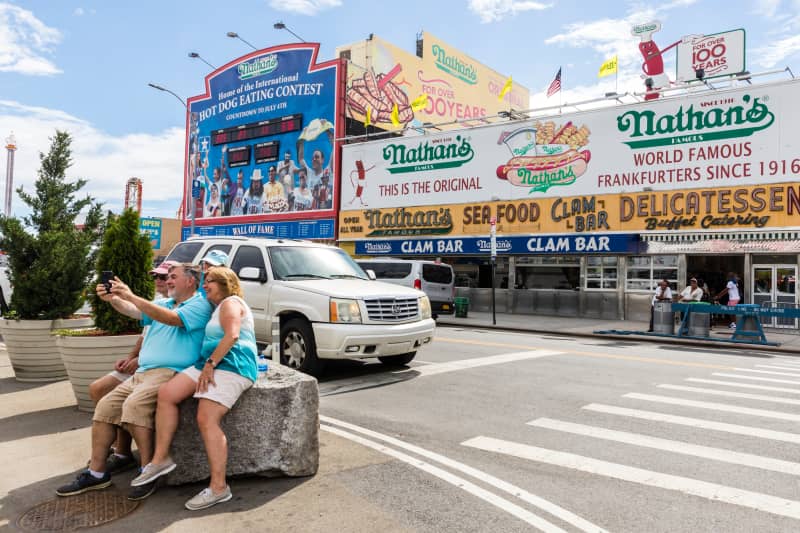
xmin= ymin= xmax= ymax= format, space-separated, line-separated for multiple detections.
xmin=0 ymin=317 xmax=93 ymax=382
xmin=56 ymin=333 xmax=140 ymax=412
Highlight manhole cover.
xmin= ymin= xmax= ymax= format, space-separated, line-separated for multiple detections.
xmin=17 ymin=492 xmax=139 ymax=531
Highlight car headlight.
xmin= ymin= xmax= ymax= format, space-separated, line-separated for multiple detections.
xmin=330 ymin=298 xmax=362 ymax=323
xmin=419 ymin=295 xmax=432 ymax=319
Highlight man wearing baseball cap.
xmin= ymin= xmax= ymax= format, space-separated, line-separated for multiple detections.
xmin=198 ymin=250 xmax=230 ymax=298
xmin=80 ymin=259 xmax=186 ymax=495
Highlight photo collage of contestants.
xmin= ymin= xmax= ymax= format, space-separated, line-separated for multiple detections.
xmin=188 ymin=114 xmax=336 ymax=219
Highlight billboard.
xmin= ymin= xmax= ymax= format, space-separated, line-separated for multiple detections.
xmin=340 ymin=80 xmax=800 ymax=214
xmin=139 ymin=217 xmax=162 ymax=249
xmin=355 ymin=234 xmax=641 ymax=256
xmin=338 ymin=181 xmax=800 ymax=240
xmin=676 ymin=29 xmax=746 ymax=82
xmin=338 ymin=32 xmax=529 ymax=131
xmin=184 ymin=44 xmax=342 ymax=237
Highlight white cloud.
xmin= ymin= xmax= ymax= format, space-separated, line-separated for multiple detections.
xmin=752 ymin=0 xmax=782 ymax=17
xmin=753 ymin=34 xmax=800 ymax=68
xmin=0 ymin=100 xmax=185 ymax=218
xmin=268 ymin=0 xmax=342 ymax=15
xmin=0 ymin=3 xmax=62 ymax=75
xmin=73 ymin=7 xmax=85 ymax=16
xmin=468 ymin=0 xmax=552 ymax=23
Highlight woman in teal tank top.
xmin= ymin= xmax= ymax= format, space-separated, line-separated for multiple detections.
xmin=129 ymin=267 xmax=257 ymax=510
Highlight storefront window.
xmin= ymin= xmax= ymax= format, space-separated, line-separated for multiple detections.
xmin=626 ymin=255 xmax=678 ymax=291
xmin=585 ymin=256 xmax=617 ymax=290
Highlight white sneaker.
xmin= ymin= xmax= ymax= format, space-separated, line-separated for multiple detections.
xmin=185 ymin=486 xmax=233 ymax=510
xmin=130 ymin=459 xmax=177 ymax=486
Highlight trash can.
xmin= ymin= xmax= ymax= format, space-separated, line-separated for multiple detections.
xmin=687 ymin=303 xmax=710 ymax=337
xmin=454 ymin=297 xmax=469 ymax=318
xmin=653 ymin=301 xmax=674 ymax=334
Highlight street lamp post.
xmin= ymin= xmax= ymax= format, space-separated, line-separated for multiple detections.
xmin=147 ymin=82 xmax=194 ymax=239
xmin=226 ymin=31 xmax=258 ymax=50
xmin=273 ymin=21 xmax=306 ymax=42
xmin=188 ymin=52 xmax=217 ymax=70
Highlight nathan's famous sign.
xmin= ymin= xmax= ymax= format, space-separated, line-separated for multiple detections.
xmin=340 ymin=80 xmax=800 ymax=215
xmin=338 ymin=181 xmax=800 ymax=239
xmin=336 ymin=32 xmax=529 ymax=131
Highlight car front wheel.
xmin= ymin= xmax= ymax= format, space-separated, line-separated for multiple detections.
xmin=280 ymin=318 xmax=323 ymax=376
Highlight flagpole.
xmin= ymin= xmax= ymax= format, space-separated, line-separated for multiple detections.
xmin=560 ymin=65 xmax=563 ymax=109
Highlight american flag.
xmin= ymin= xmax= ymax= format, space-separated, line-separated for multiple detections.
xmin=546 ymin=67 xmax=562 ymax=97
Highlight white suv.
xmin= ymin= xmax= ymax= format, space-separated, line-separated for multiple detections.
xmin=165 ymin=237 xmax=435 ymax=375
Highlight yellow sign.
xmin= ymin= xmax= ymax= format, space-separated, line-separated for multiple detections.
xmin=339 ymin=182 xmax=800 ymax=239
xmin=337 ymin=32 xmax=530 ymax=131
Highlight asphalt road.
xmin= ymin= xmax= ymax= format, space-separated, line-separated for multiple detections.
xmin=318 ymin=325 xmax=800 ymax=533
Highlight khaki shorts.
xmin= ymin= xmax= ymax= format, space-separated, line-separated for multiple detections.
xmin=93 ymin=368 xmax=176 ymax=429
xmin=182 ymin=366 xmax=253 ymax=409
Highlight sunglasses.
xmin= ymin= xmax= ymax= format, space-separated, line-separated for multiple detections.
xmin=152 ymin=274 xmax=168 ymax=281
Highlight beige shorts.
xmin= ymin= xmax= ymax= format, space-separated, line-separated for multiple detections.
xmin=182 ymin=366 xmax=253 ymax=409
xmin=93 ymin=368 xmax=176 ymax=429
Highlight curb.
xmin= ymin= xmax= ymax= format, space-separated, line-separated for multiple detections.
xmin=437 ymin=319 xmax=800 ymax=355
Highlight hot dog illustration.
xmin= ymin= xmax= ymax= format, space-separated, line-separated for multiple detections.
xmin=496 ymin=120 xmax=592 ymax=192
xmin=496 ymin=149 xmax=591 ymax=180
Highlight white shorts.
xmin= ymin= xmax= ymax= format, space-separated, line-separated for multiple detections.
xmin=181 ymin=366 xmax=253 ymax=409
xmin=108 ymin=370 xmax=133 ymax=382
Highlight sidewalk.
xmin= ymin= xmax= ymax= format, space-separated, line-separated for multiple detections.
xmin=437 ymin=311 xmax=800 ymax=354
xmin=0 ymin=349 xmax=412 ymax=532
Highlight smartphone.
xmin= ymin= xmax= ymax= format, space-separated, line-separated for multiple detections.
xmin=101 ymin=271 xmax=114 ymax=294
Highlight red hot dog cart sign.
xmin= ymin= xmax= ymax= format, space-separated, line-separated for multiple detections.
xmin=340 ymin=79 xmax=800 ymax=212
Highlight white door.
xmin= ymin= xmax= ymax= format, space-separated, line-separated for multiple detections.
xmin=752 ymin=265 xmax=797 ymax=328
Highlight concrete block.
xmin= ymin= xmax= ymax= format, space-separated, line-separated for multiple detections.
xmin=167 ymin=364 xmax=319 ymax=485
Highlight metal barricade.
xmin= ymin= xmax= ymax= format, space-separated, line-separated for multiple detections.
xmin=761 ymin=301 xmax=800 ymax=334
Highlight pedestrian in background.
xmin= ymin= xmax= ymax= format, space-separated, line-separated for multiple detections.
xmin=715 ymin=272 xmax=741 ymax=329
xmin=648 ymin=278 xmax=673 ymax=332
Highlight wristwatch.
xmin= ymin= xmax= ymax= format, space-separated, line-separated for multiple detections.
xmin=205 ymin=357 xmax=217 ymax=368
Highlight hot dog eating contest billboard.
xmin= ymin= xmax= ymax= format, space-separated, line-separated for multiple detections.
xmin=183 ymin=44 xmax=342 ymax=239
xmin=339 ymin=79 xmax=800 ymax=243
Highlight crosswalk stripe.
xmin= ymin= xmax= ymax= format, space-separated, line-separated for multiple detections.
xmin=583 ymin=404 xmax=800 ymax=444
xmin=712 ymin=372 xmax=800 ymax=385
xmin=322 ymin=425 xmax=569 ymax=532
xmin=756 ymin=364 xmax=800 ymax=372
xmin=686 ymin=378 xmax=800 ymax=395
xmin=732 ymin=367 xmax=800 ymax=377
xmin=462 ymin=436 xmax=800 ymax=520
xmin=322 ymin=415 xmax=606 ymax=533
xmin=411 ymin=350 xmax=560 ymax=377
xmin=623 ymin=393 xmax=800 ymax=421
xmin=526 ymin=417 xmax=800 ymax=475
xmin=658 ymin=384 xmax=800 ymax=406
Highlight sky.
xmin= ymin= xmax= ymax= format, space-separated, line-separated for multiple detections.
xmin=1 ymin=0 xmax=798 ymax=220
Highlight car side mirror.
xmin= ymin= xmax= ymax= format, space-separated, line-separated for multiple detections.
xmin=365 ymin=269 xmax=376 ymax=280
xmin=239 ymin=266 xmax=267 ymax=283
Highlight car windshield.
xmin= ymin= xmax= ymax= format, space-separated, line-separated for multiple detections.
xmin=269 ymin=246 xmax=368 ymax=281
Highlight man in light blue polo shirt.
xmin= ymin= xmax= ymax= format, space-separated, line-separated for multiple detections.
xmin=57 ymin=263 xmax=212 ymax=501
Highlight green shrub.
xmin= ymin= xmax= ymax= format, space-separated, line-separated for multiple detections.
xmin=91 ymin=209 xmax=154 ymax=334
xmin=0 ymin=131 xmax=102 ymax=319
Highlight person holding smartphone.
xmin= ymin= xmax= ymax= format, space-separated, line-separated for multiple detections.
xmin=86 ymin=261 xmax=178 ymax=476
xmin=57 ymin=263 xmax=211 ymax=502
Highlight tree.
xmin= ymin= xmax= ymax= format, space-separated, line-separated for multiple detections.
xmin=0 ymin=130 xmax=102 ymax=319
xmin=91 ymin=209 xmax=154 ymax=334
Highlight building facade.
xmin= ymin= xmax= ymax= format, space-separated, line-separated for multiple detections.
xmin=339 ymin=79 xmax=800 ymax=322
